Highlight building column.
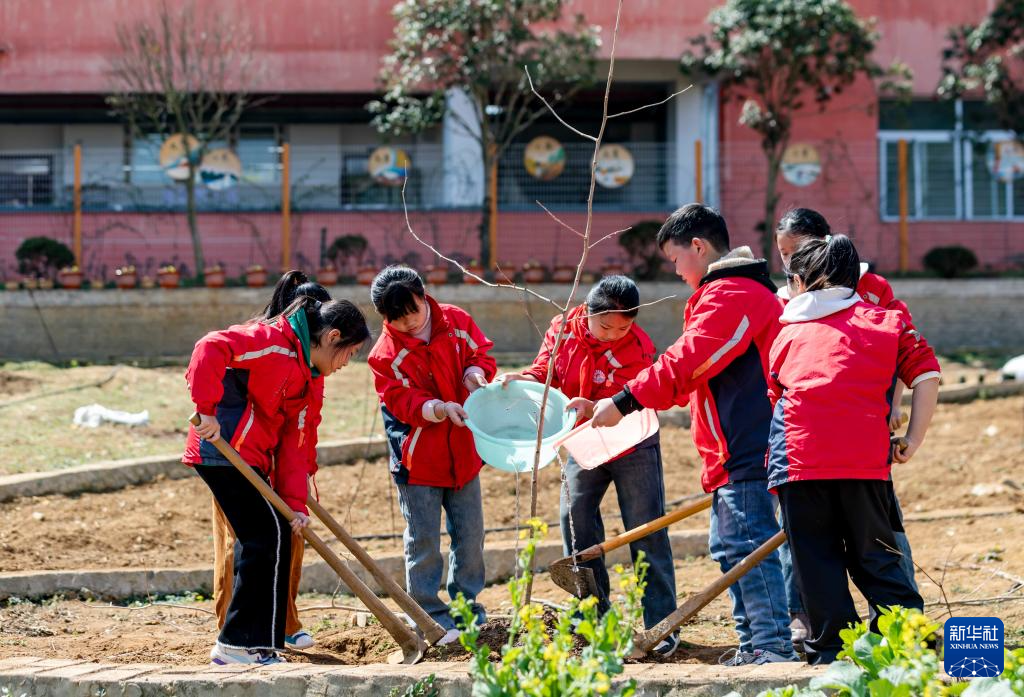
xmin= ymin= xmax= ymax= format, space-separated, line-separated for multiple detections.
xmin=442 ymin=88 xmax=485 ymax=207
xmin=667 ymin=79 xmax=719 ymax=210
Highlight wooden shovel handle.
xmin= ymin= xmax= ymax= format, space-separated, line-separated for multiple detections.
xmin=633 ymin=530 xmax=787 ymax=654
xmin=188 ymin=414 xmax=426 ymax=659
xmin=578 ymin=494 xmax=713 ymax=562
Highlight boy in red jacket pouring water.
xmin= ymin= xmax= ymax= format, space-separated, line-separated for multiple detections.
xmin=367 ymin=266 xmax=497 ymax=646
xmin=500 ymin=276 xmax=679 ymax=657
xmin=592 ymin=204 xmax=797 ymax=666
xmin=768 ymin=234 xmax=940 ymax=664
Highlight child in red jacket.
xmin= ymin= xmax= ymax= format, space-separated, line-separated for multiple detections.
xmin=592 ymin=204 xmax=797 ymax=665
xmin=366 ymin=266 xmax=496 ymax=646
xmin=769 ymin=234 xmax=941 ymax=665
xmin=774 ymin=208 xmax=919 ymax=650
xmin=185 ymin=295 xmax=369 ymax=665
xmin=211 ymin=271 xmax=330 ymax=653
xmin=500 ymin=276 xmax=679 ymax=657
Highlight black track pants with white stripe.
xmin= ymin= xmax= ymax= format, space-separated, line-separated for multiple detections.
xmin=196 ymin=463 xmax=291 ymax=651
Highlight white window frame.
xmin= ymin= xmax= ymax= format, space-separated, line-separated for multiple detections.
xmin=878 ymin=101 xmax=1024 ymax=222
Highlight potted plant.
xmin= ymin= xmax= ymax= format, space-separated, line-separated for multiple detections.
xmin=157 ymin=264 xmax=181 ymax=289
xmin=617 ymin=220 xmax=665 ymax=280
xmin=425 ymin=264 xmax=448 ymax=285
xmin=325 ymin=234 xmax=370 ymax=282
xmin=464 ymin=259 xmax=485 ymax=284
xmin=57 ymin=265 xmax=84 ymax=289
xmin=88 ymin=277 xmax=106 ymax=290
xmin=204 ymin=264 xmax=226 ymax=288
xmin=245 ymin=264 xmax=268 ymax=288
xmin=37 ymin=277 xmax=55 ymax=290
xmin=114 ymin=265 xmax=138 ymax=289
xmin=4 ymin=278 xmax=18 ymax=291
xmin=15 ymin=236 xmax=74 ymax=286
xmin=552 ymin=263 xmax=576 ymax=283
xmin=522 ymin=261 xmax=546 ymax=284
xmin=316 ymin=264 xmax=339 ymax=286
xmin=356 ymin=263 xmax=377 ymax=285
xmin=22 ymin=276 xmax=38 ymax=290
xmin=140 ymin=275 xmax=156 ymax=289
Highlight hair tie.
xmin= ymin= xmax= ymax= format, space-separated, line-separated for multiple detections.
xmin=824 ymin=234 xmax=832 ymax=243
xmin=313 ymin=299 xmax=323 ymax=311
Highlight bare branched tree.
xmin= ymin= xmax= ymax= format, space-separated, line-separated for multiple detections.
xmin=107 ymin=0 xmax=259 ymax=279
xmin=399 ymin=0 xmax=684 ymax=603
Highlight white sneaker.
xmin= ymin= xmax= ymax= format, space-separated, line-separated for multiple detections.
xmin=651 ymin=632 xmax=680 ymax=658
xmin=436 ymin=628 xmax=461 ymax=646
xmin=285 ymin=630 xmax=315 ymax=650
xmin=210 ymin=642 xmax=284 ymax=665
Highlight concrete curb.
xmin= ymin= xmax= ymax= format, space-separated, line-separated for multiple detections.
xmin=0 ymin=530 xmax=709 ymax=601
xmin=0 ymin=656 xmax=825 ymax=696
xmin=0 ymin=436 xmax=387 ymax=504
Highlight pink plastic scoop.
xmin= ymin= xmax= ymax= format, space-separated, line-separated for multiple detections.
xmin=553 ymin=408 xmax=660 ymax=469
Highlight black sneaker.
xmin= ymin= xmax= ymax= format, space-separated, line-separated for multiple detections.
xmin=651 ymin=632 xmax=680 ymax=658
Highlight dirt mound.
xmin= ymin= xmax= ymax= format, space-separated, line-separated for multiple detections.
xmin=0 ymin=370 xmax=40 ymax=396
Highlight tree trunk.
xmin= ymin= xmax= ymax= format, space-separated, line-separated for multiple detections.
xmin=185 ymin=168 xmax=204 ymax=281
xmin=762 ymin=147 xmax=783 ymax=268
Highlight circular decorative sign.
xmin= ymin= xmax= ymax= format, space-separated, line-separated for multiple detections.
xmin=523 ymin=136 xmax=566 ymax=181
xmin=595 ymin=143 xmax=635 ymax=189
xmin=369 ymin=146 xmax=411 ymax=186
xmin=159 ymin=134 xmax=201 ymax=181
xmin=199 ymin=148 xmax=242 ymax=190
xmin=781 ymin=143 xmax=821 ymax=187
xmin=988 ymin=139 xmax=1024 ymax=182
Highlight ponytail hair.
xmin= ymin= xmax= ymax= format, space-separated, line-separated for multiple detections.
xmin=586 ymin=275 xmax=640 ymax=318
xmin=777 ymin=207 xmax=831 ymax=240
xmin=261 ymin=270 xmax=332 ymax=320
xmin=278 ymin=295 xmax=371 ymax=353
xmin=788 ymin=234 xmax=860 ymax=294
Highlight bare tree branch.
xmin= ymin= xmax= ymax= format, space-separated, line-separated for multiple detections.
xmin=535 ymin=201 xmax=585 ymax=239
xmin=588 ymin=226 xmax=632 ymax=249
xmin=607 ymin=85 xmax=694 ymax=119
xmin=524 ymin=66 xmax=597 ymax=142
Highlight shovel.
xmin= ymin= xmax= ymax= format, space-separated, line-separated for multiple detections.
xmin=549 ymin=494 xmax=713 ymax=598
xmin=188 ymin=413 xmax=429 ymax=665
xmin=630 ymin=530 xmax=787 ymax=657
xmin=306 ymin=496 xmax=447 ymax=645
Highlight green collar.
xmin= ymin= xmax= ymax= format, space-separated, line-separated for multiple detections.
xmin=288 ymin=311 xmax=320 ymax=378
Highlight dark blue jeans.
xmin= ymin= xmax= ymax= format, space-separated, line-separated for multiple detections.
xmin=560 ymin=443 xmax=677 ymax=630
xmin=395 ymin=476 xmax=486 ymax=631
xmin=709 ymin=479 xmax=794 ymax=655
xmin=780 ymin=490 xmax=918 ymax=615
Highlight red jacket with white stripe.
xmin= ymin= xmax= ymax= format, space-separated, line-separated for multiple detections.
xmin=523 ymin=304 xmax=656 ymax=403
xmin=615 ymin=249 xmax=783 ymax=493
xmin=368 ymin=296 xmax=497 ymax=488
xmin=766 ymin=288 xmax=941 ymax=489
xmin=183 ymin=317 xmax=320 ymax=513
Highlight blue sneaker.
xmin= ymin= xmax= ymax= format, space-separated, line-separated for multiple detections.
xmin=285 ymin=630 xmax=315 ymax=650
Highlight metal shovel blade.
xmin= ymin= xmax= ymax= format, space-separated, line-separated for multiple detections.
xmin=548 ymin=556 xmax=601 ymax=599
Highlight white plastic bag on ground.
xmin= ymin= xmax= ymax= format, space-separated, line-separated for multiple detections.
xmin=1002 ymin=355 xmax=1024 ymax=381
xmin=73 ymin=403 xmax=150 ymax=428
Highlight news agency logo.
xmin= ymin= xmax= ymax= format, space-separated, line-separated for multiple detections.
xmin=944 ymin=617 xmax=1004 ymax=679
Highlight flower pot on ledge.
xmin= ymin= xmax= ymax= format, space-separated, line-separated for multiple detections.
xmin=552 ymin=265 xmax=576 ymax=283
xmin=601 ymin=262 xmax=625 ymax=277
xmin=463 ymin=262 xmax=485 ymax=284
xmin=204 ymin=266 xmax=226 ymax=288
xmin=356 ymin=265 xmax=377 ymax=286
xmin=316 ymin=266 xmax=339 ymax=286
xmin=425 ymin=265 xmax=448 ymax=285
xmin=58 ymin=267 xmax=83 ymax=290
xmin=114 ymin=267 xmax=137 ymax=290
xmin=245 ymin=265 xmax=268 ymax=288
xmin=522 ymin=263 xmax=546 ymax=284
xmin=157 ymin=266 xmax=181 ymax=289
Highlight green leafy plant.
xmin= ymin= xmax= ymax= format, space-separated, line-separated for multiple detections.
xmin=389 ymin=674 xmax=439 ymax=697
xmin=15 ymin=237 xmax=75 ymax=279
xmin=326 ymin=234 xmax=370 ymax=275
xmin=724 ymin=607 xmax=1024 ymax=697
xmin=923 ymin=246 xmax=979 ymax=278
xmin=451 ymin=518 xmax=646 ymax=696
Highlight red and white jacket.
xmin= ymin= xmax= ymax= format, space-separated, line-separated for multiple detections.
xmin=779 ymin=263 xmax=911 ymax=317
xmin=614 ymin=248 xmax=783 ymax=493
xmin=183 ymin=317 xmax=321 ymax=513
xmin=523 ymin=304 xmax=656 ymax=404
xmin=766 ymin=287 xmax=941 ymax=489
xmin=368 ymin=296 xmax=497 ymax=489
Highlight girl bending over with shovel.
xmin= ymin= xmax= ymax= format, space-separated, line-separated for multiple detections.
xmin=211 ymin=271 xmax=332 ymax=653
xmin=184 ymin=290 xmax=370 ymax=665
xmin=501 ymin=276 xmax=680 ymax=658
